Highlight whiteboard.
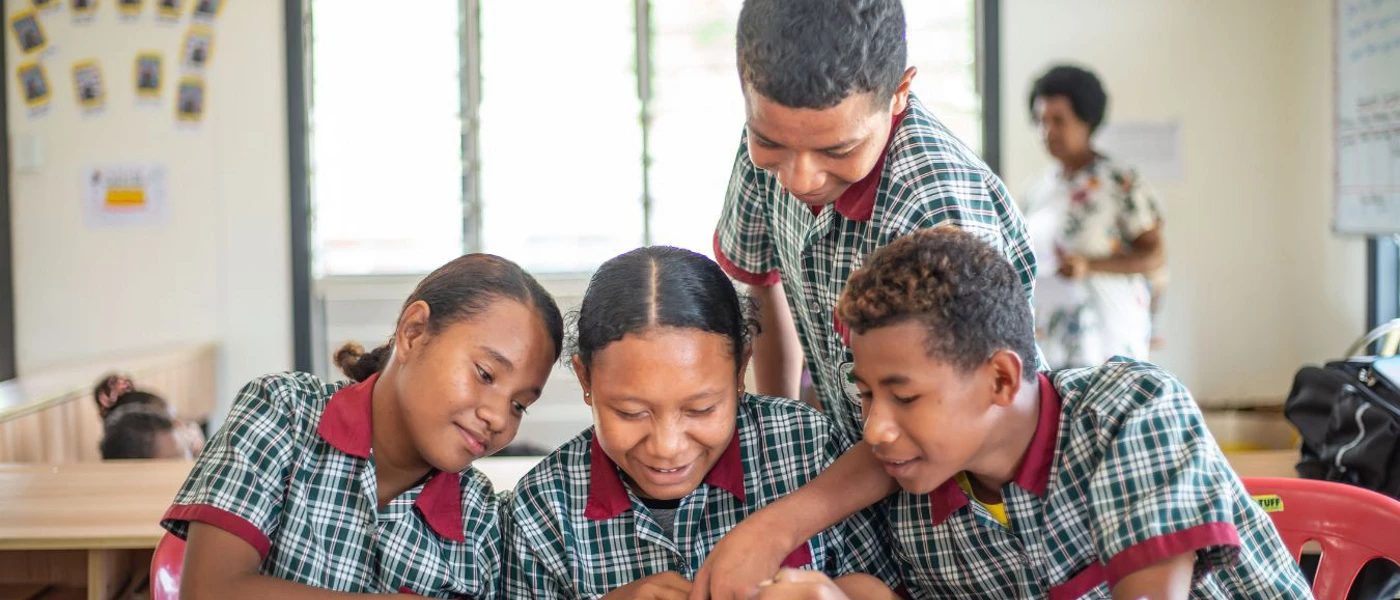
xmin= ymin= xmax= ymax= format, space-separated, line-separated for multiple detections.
xmin=1335 ymin=0 xmax=1400 ymax=234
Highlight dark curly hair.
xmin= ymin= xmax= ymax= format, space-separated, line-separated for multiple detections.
xmin=737 ymin=0 xmax=907 ymax=110
xmin=570 ymin=246 xmax=759 ymax=375
xmin=335 ymin=254 xmax=564 ymax=382
xmin=1029 ymin=64 xmax=1108 ymax=133
xmin=836 ymin=227 xmax=1037 ymax=380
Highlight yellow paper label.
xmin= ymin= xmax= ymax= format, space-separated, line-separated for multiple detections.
xmin=1252 ymin=494 xmax=1284 ymax=513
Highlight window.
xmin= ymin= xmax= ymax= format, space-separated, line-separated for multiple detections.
xmin=308 ymin=0 xmax=987 ymax=276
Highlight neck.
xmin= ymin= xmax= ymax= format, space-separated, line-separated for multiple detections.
xmin=370 ymin=365 xmax=431 ymax=509
xmin=965 ymin=377 xmax=1042 ymax=494
xmin=1059 ymin=149 xmax=1096 ymax=175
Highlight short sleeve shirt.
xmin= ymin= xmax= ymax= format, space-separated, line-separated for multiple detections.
xmin=1021 ymin=156 xmax=1163 ymax=368
xmin=885 ymin=362 xmax=1312 ymax=599
xmin=503 ymin=393 xmax=901 ymax=599
xmin=161 ymin=372 xmax=504 ymax=598
xmin=714 ymin=94 xmax=1039 ymax=435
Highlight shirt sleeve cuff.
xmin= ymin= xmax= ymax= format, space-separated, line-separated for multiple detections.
xmin=1103 ymin=522 xmax=1240 ymax=587
xmin=163 ymin=503 xmax=273 ymax=561
xmin=713 ymin=231 xmax=780 ymax=287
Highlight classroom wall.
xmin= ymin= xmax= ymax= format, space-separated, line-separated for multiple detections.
xmin=4 ymin=0 xmax=292 ymax=422
xmin=1001 ymin=0 xmax=1366 ymax=404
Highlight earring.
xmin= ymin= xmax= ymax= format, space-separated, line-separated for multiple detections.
xmin=584 ymin=392 xmax=591 ymax=398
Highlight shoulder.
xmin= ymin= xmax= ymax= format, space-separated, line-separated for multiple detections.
xmin=1051 ymin=359 xmax=1192 ymax=426
xmin=509 ymin=428 xmax=593 ymax=517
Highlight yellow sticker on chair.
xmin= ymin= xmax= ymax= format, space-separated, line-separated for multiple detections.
xmin=1252 ymin=494 xmax=1285 ymax=513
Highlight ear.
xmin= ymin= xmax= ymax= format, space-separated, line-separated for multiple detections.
xmin=394 ymin=300 xmax=432 ymax=362
xmin=736 ymin=345 xmax=754 ymax=394
xmin=890 ymin=66 xmax=918 ymax=115
xmin=571 ymin=355 xmax=592 ymax=407
xmin=985 ymin=349 xmax=1027 ymax=408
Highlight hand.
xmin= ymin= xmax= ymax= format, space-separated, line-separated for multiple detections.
xmin=1057 ymin=254 xmax=1090 ymax=280
xmin=604 ymin=571 xmax=692 ymax=600
xmin=753 ymin=570 xmax=849 ymax=600
xmin=689 ymin=515 xmax=795 ymax=600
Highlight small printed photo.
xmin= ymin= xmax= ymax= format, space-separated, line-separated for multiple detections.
xmin=176 ymin=77 xmax=204 ymax=121
xmin=72 ymin=0 xmax=98 ymax=21
xmin=191 ymin=0 xmax=219 ymax=19
xmin=182 ymin=26 xmax=213 ymax=69
xmin=118 ymin=0 xmax=142 ymax=15
xmin=157 ymin=0 xmax=182 ymax=19
xmin=11 ymin=11 xmax=47 ymax=54
xmin=17 ymin=62 xmax=50 ymax=107
xmin=73 ymin=60 xmax=106 ymax=109
xmin=135 ymin=53 xmax=162 ymax=96
xmin=33 ymin=0 xmax=59 ymax=10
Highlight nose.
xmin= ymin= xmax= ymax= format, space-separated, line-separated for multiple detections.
xmin=777 ymin=153 xmax=825 ymax=197
xmin=863 ymin=398 xmax=898 ymax=447
xmin=476 ymin=392 xmax=509 ymax=435
xmin=646 ymin=419 xmax=686 ymax=462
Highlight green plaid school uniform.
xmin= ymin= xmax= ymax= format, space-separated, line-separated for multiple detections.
xmin=161 ymin=372 xmax=503 ymax=598
xmin=886 ymin=361 xmax=1312 ymax=599
xmin=714 ymin=93 xmax=1039 ymax=435
xmin=503 ymin=393 xmax=901 ymax=599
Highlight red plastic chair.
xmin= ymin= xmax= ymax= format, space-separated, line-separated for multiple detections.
xmin=1243 ymin=477 xmax=1400 ymax=599
xmin=150 ymin=532 xmax=186 ymax=600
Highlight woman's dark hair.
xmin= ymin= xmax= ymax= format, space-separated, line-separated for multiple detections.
xmin=1029 ymin=64 xmax=1109 ymax=132
xmin=571 ymin=247 xmax=758 ymax=374
xmin=100 ymin=406 xmax=175 ymax=459
xmin=335 ymin=254 xmax=565 ymax=382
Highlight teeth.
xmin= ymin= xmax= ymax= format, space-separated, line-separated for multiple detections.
xmin=654 ymin=467 xmax=682 ymax=473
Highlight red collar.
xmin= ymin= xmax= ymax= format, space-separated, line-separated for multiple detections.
xmin=929 ymin=373 xmax=1062 ymax=525
xmin=806 ymin=108 xmax=908 ymax=222
xmin=584 ymin=428 xmax=746 ymax=521
xmin=317 ymin=373 xmax=466 ymax=542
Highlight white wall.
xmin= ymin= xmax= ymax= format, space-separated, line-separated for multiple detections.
xmin=4 ymin=0 xmax=291 ymax=421
xmin=1001 ymin=0 xmax=1366 ymax=404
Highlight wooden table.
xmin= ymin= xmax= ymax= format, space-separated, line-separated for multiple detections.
xmin=0 ymin=460 xmax=192 ymax=600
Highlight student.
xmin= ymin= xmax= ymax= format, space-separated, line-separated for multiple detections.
xmin=714 ymin=0 xmax=1037 ymax=437
xmin=706 ymin=228 xmax=1312 ymax=600
xmin=161 ymin=254 xmax=564 ymax=599
xmin=504 ymin=247 xmax=900 ymax=600
xmin=94 ymin=374 xmax=206 ymax=456
xmin=101 ymin=404 xmax=190 ymax=460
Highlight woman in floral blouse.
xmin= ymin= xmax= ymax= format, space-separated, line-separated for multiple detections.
xmin=1020 ymin=65 xmax=1167 ymax=369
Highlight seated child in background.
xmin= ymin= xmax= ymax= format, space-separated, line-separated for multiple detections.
xmin=505 ymin=247 xmax=900 ymax=600
xmin=691 ymin=228 xmax=1311 ymax=600
xmin=101 ymin=404 xmax=190 ymax=459
xmin=93 ymin=373 xmax=205 ymax=457
xmin=161 ymin=254 xmax=565 ymax=598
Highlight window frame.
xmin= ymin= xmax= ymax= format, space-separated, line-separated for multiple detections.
xmin=288 ymin=0 xmax=1002 ymax=371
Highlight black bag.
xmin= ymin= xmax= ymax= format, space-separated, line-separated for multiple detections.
xmin=1285 ymin=359 xmax=1400 ymax=497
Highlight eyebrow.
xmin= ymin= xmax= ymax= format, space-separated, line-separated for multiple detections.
xmin=479 ymin=346 xmax=516 ymax=373
xmin=748 ymin=124 xmax=864 ymax=153
xmin=878 ymin=374 xmax=910 ymax=387
xmin=614 ymin=388 xmax=724 ymax=407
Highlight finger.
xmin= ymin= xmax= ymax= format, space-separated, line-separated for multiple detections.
xmin=752 ymin=582 xmax=816 ymax=600
xmin=654 ymin=585 xmax=693 ymax=600
xmin=688 ymin=564 xmax=712 ymax=600
xmin=771 ymin=569 xmax=829 ymax=584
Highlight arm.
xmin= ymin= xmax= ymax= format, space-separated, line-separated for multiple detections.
xmin=690 ymin=443 xmax=898 ymax=600
xmin=751 ymin=282 xmax=804 ymax=401
xmin=834 ymin=574 xmax=902 ymax=600
xmin=1110 ymin=552 xmax=1194 ymax=600
xmin=1084 ymin=227 xmax=1165 ymax=275
xmin=183 ymin=523 xmax=413 ymax=599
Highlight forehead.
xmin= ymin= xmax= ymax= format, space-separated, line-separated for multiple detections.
xmin=439 ymin=300 xmax=555 ymax=369
xmin=743 ymin=87 xmax=884 ymax=146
